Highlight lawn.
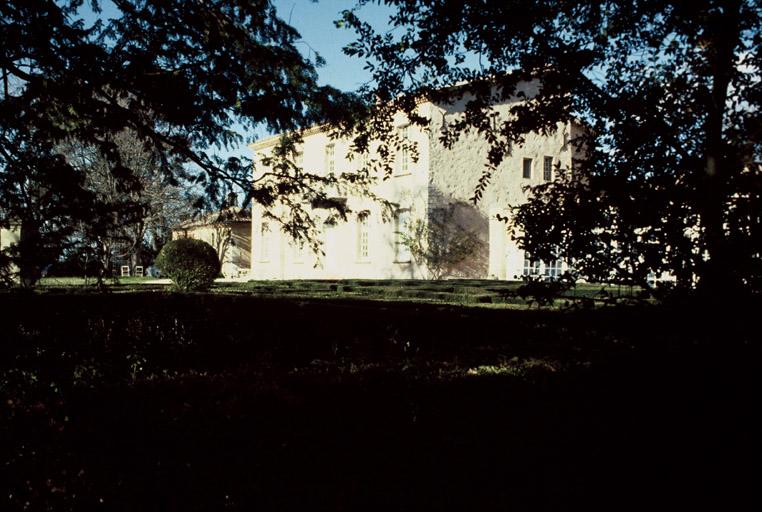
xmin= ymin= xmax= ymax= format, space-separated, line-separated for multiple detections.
xmin=224 ymin=279 xmax=644 ymax=306
xmin=39 ymin=275 xmax=157 ymax=286
xmin=38 ymin=276 xmax=644 ymax=308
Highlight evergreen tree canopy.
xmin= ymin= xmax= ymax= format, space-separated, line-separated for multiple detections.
xmin=1 ymin=0 xmax=361 ymax=284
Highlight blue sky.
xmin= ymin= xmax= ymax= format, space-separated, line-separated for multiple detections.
xmin=271 ymin=0 xmax=393 ymax=91
xmin=238 ymin=1 xmax=395 ymax=158
xmin=79 ymin=1 xmax=394 ymax=160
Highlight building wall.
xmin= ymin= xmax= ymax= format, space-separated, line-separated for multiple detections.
xmin=249 ymin=84 xmax=578 ymax=281
xmin=0 ymin=226 xmax=20 ymax=252
xmin=427 ymin=85 xmax=577 ymax=280
xmin=250 ymin=112 xmax=432 ymax=280
xmin=0 ymin=225 xmax=21 ymax=282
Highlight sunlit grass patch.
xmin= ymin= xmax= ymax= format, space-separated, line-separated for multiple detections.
xmin=465 ymin=357 xmax=562 ymax=379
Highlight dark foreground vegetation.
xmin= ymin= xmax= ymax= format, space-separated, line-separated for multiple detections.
xmin=1 ymin=291 xmax=759 ymax=511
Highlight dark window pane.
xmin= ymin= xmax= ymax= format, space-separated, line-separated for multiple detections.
xmin=523 ymin=158 xmax=532 ymax=179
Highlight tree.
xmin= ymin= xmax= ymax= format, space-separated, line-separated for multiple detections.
xmin=341 ymin=0 xmax=762 ymax=294
xmin=61 ymin=129 xmax=196 ymax=279
xmin=0 ymin=134 xmax=95 ymax=286
xmin=1 ymin=0 xmax=364 ymax=285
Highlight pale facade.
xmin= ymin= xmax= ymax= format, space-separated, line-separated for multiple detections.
xmin=249 ymin=83 xmax=583 ymax=281
xmin=0 ymin=224 xmax=21 ymax=282
xmin=172 ymin=210 xmax=252 ymax=278
xmin=0 ymin=226 xmax=20 ymax=253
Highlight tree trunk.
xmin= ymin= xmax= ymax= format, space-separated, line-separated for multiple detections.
xmin=18 ymin=217 xmax=42 ymax=287
xmin=698 ymin=0 xmax=743 ymax=295
xmin=97 ymin=239 xmax=112 ymax=286
xmin=130 ymin=249 xmax=140 ymax=271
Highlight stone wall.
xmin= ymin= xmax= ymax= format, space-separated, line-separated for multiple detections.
xmin=427 ymin=86 xmax=576 ymax=279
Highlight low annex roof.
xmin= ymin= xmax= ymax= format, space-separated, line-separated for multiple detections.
xmin=173 ymin=208 xmax=251 ymax=230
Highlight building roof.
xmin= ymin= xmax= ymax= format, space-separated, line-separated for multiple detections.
xmin=248 ymin=72 xmax=588 ymax=153
xmin=173 ymin=208 xmax=251 ymax=230
xmin=248 ymin=125 xmax=329 ymax=152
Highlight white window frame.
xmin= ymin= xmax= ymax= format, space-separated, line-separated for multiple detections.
xmin=357 ymin=211 xmax=370 ymax=261
xmin=396 ymin=125 xmax=412 ymax=175
xmin=259 ymin=222 xmax=271 ymax=262
xmin=360 ymin=149 xmax=371 ymax=173
xmin=524 ymin=251 xmax=563 ymax=281
xmin=523 ymin=253 xmax=541 ymax=276
xmin=290 ymin=239 xmax=307 ymax=264
xmin=543 ymin=156 xmax=553 ymax=181
xmin=325 ymin=143 xmax=335 ymax=174
xmin=394 ymin=209 xmax=412 ymax=263
xmin=544 ymin=259 xmax=562 ymax=280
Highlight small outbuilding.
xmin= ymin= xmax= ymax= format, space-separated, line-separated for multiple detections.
xmin=172 ymin=208 xmax=251 ymax=278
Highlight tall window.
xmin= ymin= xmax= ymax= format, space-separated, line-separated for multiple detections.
xmin=321 ymin=219 xmax=335 ymax=265
xmin=259 ymin=222 xmax=271 ymax=261
xmin=360 ymin=150 xmax=371 ymax=173
xmin=544 ymin=259 xmax=562 ymax=280
xmin=357 ymin=211 xmax=370 ymax=260
xmin=397 ymin=126 xmax=411 ymax=174
xmin=543 ymin=156 xmax=553 ymax=181
xmin=325 ymin=144 xmax=335 ymax=174
xmin=522 ymin=158 xmax=532 ymax=179
xmin=394 ymin=209 xmax=411 ymax=262
xmin=291 ymin=239 xmax=307 ymax=263
xmin=524 ymin=252 xmax=563 ymax=281
xmin=295 ymin=151 xmax=303 ymax=169
xmin=523 ymin=253 xmax=541 ymax=276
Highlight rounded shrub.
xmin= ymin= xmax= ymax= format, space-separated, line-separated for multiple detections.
xmin=155 ymin=238 xmax=220 ymax=292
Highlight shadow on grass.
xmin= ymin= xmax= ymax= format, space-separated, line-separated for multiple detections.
xmin=0 ymin=292 xmax=759 ymax=510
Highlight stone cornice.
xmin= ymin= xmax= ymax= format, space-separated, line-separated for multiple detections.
xmin=248 ymin=125 xmax=328 ymax=152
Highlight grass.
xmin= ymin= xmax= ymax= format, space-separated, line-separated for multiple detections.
xmin=39 ymin=276 xmax=156 ymax=286
xmin=214 ymin=279 xmax=644 ymax=308
xmin=36 ymin=275 xmax=644 ymax=308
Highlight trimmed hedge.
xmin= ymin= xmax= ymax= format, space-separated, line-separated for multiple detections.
xmin=155 ymin=238 xmax=220 ymax=291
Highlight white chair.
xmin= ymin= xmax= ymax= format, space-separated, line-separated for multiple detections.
xmin=120 ymin=265 xmax=130 ymax=277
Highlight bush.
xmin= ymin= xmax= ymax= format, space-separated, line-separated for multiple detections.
xmin=155 ymin=238 xmax=220 ymax=291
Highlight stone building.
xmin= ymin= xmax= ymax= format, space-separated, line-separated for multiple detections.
xmin=249 ymin=82 xmax=584 ymax=281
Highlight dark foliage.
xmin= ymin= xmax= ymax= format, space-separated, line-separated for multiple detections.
xmin=155 ymin=238 xmax=220 ymax=291
xmin=45 ymin=244 xmax=102 ymax=277
xmin=0 ymin=292 xmax=759 ymax=510
xmin=515 ymin=273 xmax=577 ymax=307
xmin=340 ymin=0 xmax=762 ymax=294
xmin=1 ymin=0 xmax=364 ymax=284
